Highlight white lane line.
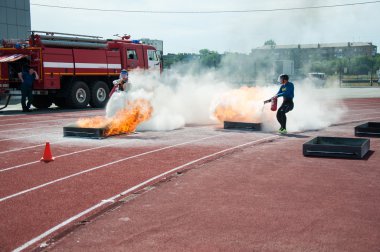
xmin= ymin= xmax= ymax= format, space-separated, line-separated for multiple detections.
xmin=0 ymin=111 xmax=104 ymax=127
xmin=349 ymin=108 xmax=380 ymax=113
xmin=344 ymin=104 xmax=380 ymax=109
xmin=0 ymin=134 xmax=225 ymax=202
xmin=333 ymin=116 xmax=380 ymax=126
xmin=0 ymin=109 xmax=103 ymax=121
xmin=0 ymin=139 xmax=70 ymax=155
xmin=12 ymin=201 xmax=107 ymax=252
xmin=0 ymin=125 xmax=60 ymax=133
xmin=0 ymin=118 xmax=76 ymax=127
xmin=0 ymin=131 xmax=61 ymax=142
xmin=0 ymin=117 xmax=50 ymax=122
xmin=346 ymin=102 xmax=380 ymax=105
xmin=346 ymin=111 xmax=380 ymax=117
xmin=0 ymin=141 xmax=125 ymax=173
xmin=0 ymin=116 xmax=69 ymax=126
xmin=11 ymin=135 xmax=277 ymax=252
xmin=0 ymin=114 xmax=105 ymax=133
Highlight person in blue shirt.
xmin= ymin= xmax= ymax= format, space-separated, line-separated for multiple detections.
xmin=18 ymin=66 xmax=39 ymax=112
xmin=274 ymin=74 xmax=294 ymax=134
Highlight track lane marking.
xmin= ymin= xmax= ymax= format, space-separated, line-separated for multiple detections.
xmin=332 ymin=116 xmax=380 ymax=126
xmin=0 ymin=131 xmax=61 ymax=142
xmin=0 ymin=111 xmax=104 ymax=127
xmin=0 ymin=111 xmax=104 ymax=133
xmin=342 ymin=104 xmax=380 ymax=109
xmin=0 ymin=125 xmax=61 ymax=133
xmin=344 ymin=111 xmax=380 ymax=117
xmin=0 ymin=126 xmax=222 ymax=172
xmin=11 ymin=135 xmax=277 ymax=252
xmin=0 ymin=140 xmax=70 ymax=155
xmin=0 ymin=141 xmax=127 ymax=172
xmin=0 ymin=134 xmax=225 ymax=202
xmin=9 ymin=112 xmax=380 ymax=251
xmin=349 ymin=108 xmax=380 ymax=112
xmin=0 ymin=118 xmax=81 ymax=127
xmin=0 ymin=109 xmax=103 ymax=121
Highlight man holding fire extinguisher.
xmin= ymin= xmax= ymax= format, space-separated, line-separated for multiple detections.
xmin=109 ymin=69 xmax=129 ymax=97
xmin=265 ymin=74 xmax=294 ymax=134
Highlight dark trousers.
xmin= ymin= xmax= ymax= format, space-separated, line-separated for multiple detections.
xmin=276 ymin=100 xmax=294 ymax=130
xmin=21 ymin=85 xmax=33 ymax=111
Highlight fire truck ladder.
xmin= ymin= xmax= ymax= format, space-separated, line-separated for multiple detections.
xmin=31 ymin=31 xmax=108 ymax=49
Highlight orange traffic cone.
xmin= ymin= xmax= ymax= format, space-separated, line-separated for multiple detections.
xmin=41 ymin=142 xmax=54 ymax=162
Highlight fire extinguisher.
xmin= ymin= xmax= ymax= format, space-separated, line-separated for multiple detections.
xmin=109 ymin=80 xmax=126 ymax=98
xmin=264 ymin=96 xmax=278 ymax=111
xmin=271 ymin=97 xmax=278 ymax=111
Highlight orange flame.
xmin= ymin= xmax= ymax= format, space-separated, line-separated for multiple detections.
xmin=76 ymin=116 xmax=110 ymax=128
xmin=77 ymin=99 xmax=153 ymax=136
xmin=211 ymin=86 xmax=269 ymax=123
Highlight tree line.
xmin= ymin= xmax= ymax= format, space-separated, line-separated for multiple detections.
xmin=162 ymin=47 xmax=380 ymax=78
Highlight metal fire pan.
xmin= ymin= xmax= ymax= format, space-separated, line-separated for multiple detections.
xmin=223 ymin=121 xmax=262 ymax=131
xmin=63 ymin=124 xmax=107 ymax=139
xmin=355 ymin=122 xmax=380 ymax=138
xmin=303 ymin=136 xmax=370 ymax=159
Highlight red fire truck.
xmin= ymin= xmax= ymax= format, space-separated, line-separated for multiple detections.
xmin=0 ymin=31 xmax=161 ymax=109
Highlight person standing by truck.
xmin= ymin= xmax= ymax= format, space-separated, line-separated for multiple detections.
xmin=18 ymin=66 xmax=39 ymax=112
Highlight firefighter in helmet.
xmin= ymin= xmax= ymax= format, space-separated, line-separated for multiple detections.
xmin=110 ymin=69 xmax=129 ymax=97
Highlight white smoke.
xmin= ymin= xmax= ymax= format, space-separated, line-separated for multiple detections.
xmin=103 ymin=64 xmax=353 ymax=133
xmin=124 ymin=69 xmax=231 ymax=131
xmin=273 ymin=81 xmax=347 ymax=132
xmin=105 ymin=91 xmax=129 ymax=118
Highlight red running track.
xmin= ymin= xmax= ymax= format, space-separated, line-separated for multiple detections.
xmin=0 ymin=98 xmax=380 ymax=252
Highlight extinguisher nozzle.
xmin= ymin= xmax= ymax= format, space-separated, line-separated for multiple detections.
xmin=264 ymin=99 xmax=271 ymax=104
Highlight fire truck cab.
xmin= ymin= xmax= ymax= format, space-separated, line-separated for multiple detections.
xmin=0 ymin=31 xmax=161 ymax=109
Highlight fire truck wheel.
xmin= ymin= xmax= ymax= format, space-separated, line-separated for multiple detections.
xmin=67 ymin=81 xmax=90 ymax=109
xmin=32 ymin=95 xmax=52 ymax=109
xmin=89 ymin=81 xmax=109 ymax=108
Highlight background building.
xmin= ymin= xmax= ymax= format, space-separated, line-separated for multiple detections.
xmin=0 ymin=0 xmax=31 ymax=41
xmin=252 ymin=42 xmax=377 ymax=59
xmin=139 ymin=38 xmax=163 ymax=57
xmin=251 ymin=42 xmax=377 ymax=71
xmin=251 ymin=42 xmax=377 ymax=77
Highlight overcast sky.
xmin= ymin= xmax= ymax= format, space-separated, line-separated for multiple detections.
xmin=30 ymin=0 xmax=380 ymax=54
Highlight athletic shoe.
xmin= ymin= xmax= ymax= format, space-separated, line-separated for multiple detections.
xmin=279 ymin=128 xmax=287 ymax=134
xmin=278 ymin=128 xmax=283 ymax=133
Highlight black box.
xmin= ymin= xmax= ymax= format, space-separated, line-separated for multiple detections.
xmin=303 ymin=136 xmax=370 ymax=159
xmin=223 ymin=121 xmax=262 ymax=131
xmin=355 ymin=122 xmax=380 ymax=137
xmin=63 ymin=124 xmax=107 ymax=139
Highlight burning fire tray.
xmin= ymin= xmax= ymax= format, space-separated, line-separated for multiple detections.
xmin=63 ymin=124 xmax=107 ymax=139
xmin=224 ymin=121 xmax=262 ymax=131
xmin=355 ymin=122 xmax=380 ymax=137
xmin=303 ymin=136 xmax=370 ymax=159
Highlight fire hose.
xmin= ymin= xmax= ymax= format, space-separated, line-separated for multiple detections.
xmin=0 ymin=92 xmax=11 ymax=111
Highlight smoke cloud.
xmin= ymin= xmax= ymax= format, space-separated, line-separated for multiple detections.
xmin=103 ymin=62 xmax=351 ymax=133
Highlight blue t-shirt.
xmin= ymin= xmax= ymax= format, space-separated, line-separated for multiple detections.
xmin=277 ymin=82 xmax=294 ymax=100
xmin=21 ymin=71 xmax=36 ymax=87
